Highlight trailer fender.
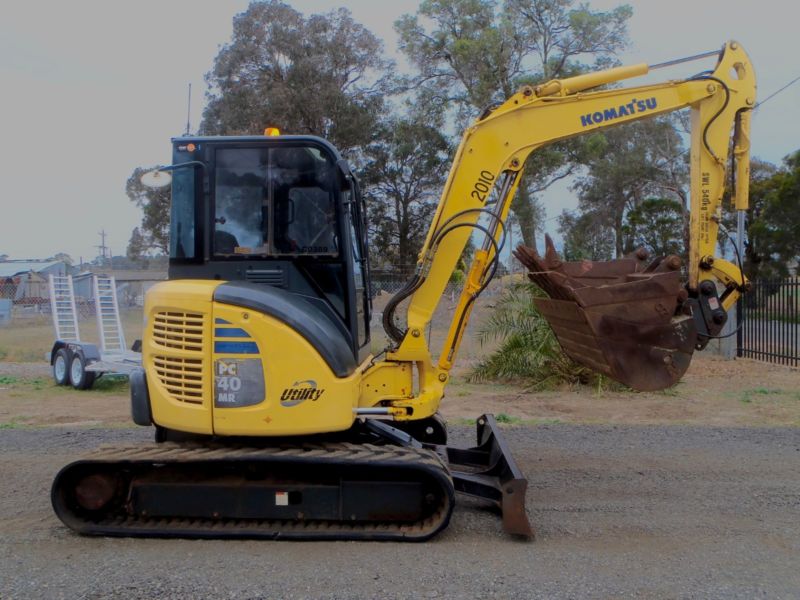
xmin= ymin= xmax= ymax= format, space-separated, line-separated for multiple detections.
xmin=49 ymin=341 xmax=101 ymax=366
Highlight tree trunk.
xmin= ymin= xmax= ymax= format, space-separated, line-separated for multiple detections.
xmin=511 ymin=184 xmax=539 ymax=250
xmin=614 ymin=210 xmax=624 ymax=258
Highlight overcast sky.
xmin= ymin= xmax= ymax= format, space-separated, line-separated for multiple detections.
xmin=0 ymin=0 xmax=796 ymax=263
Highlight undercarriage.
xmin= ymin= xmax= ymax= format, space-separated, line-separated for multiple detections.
xmin=52 ymin=415 xmax=532 ymax=541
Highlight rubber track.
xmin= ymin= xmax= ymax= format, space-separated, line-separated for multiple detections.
xmin=52 ymin=442 xmax=455 ymax=541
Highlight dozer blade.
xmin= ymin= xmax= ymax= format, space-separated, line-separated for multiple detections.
xmin=445 ymin=414 xmax=533 ymax=538
xmin=513 ymin=237 xmax=698 ymax=391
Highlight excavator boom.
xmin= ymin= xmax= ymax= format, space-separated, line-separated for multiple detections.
xmin=377 ymin=40 xmax=755 ymax=395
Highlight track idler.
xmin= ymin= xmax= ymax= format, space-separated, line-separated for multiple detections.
xmin=513 ymin=236 xmax=698 ymax=391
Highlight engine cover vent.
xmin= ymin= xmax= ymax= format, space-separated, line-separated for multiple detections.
xmin=245 ymin=268 xmax=286 ymax=287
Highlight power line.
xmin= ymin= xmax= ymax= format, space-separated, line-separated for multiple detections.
xmin=754 ymin=74 xmax=800 ymax=111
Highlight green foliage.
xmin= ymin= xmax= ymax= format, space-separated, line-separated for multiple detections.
xmin=363 ymin=110 xmax=451 ymax=272
xmin=126 ymin=166 xmax=171 ymax=259
xmin=90 ymin=376 xmax=130 ymax=393
xmin=558 ymin=209 xmax=614 ymax=260
xmin=396 ymin=0 xmax=633 ymax=246
xmin=469 ymin=282 xmax=597 ymax=388
xmin=739 ymin=151 xmax=800 ymax=279
xmin=622 ymin=197 xmax=685 ymax=258
xmin=494 ymin=413 xmax=522 ymax=424
xmin=741 ymin=388 xmax=783 ymax=404
xmin=450 ymin=269 xmax=466 ymax=285
xmin=761 ymin=151 xmax=800 ymax=270
xmin=201 ymin=1 xmax=392 ymax=153
xmin=571 ymin=116 xmax=687 ymax=257
xmin=396 ymin=0 xmax=632 ymax=112
xmin=28 ymin=377 xmax=47 ymax=391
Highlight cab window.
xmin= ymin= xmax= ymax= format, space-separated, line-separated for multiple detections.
xmin=213 ymin=146 xmax=338 ymax=258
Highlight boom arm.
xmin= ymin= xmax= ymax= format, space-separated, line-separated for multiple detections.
xmin=363 ymin=41 xmax=755 ymax=419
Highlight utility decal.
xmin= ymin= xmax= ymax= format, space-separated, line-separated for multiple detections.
xmin=280 ymin=380 xmax=325 ymax=407
xmin=580 ymin=98 xmax=658 ymax=127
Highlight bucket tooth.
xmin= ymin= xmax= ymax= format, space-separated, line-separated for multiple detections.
xmin=513 ymin=241 xmax=697 ymax=391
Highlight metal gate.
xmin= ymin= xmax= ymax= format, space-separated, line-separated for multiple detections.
xmin=737 ymin=278 xmax=800 ymax=367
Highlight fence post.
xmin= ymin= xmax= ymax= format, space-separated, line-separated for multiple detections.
xmin=736 ymin=283 xmax=743 ymax=358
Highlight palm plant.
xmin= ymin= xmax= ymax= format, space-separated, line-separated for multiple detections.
xmin=470 ymin=282 xmax=598 ymax=389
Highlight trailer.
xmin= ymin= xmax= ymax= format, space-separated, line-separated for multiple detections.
xmin=48 ymin=274 xmax=141 ymax=389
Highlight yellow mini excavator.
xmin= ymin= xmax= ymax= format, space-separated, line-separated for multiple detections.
xmin=52 ymin=41 xmax=755 ymax=540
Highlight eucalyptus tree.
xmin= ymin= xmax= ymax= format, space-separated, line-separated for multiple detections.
xmin=395 ymin=0 xmax=633 ymax=245
xmin=201 ymin=0 xmax=394 ymax=154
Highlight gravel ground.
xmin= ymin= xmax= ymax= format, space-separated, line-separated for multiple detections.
xmin=0 ymin=362 xmax=51 ymax=379
xmin=1 ymin=425 xmax=799 ymax=599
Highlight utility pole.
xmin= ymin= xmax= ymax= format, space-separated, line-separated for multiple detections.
xmin=96 ymin=230 xmax=109 ymax=268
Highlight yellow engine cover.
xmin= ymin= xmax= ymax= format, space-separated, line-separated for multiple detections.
xmin=144 ymin=280 xmax=363 ymax=436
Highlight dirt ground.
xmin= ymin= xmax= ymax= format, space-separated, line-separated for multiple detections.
xmin=2 ymin=353 xmax=799 ymax=430
xmin=1 ymin=297 xmax=799 ymax=598
xmin=1 ymin=425 xmax=799 ymax=599
xmin=4 ymin=282 xmax=799 ymax=430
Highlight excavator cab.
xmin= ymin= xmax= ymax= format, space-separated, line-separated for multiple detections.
xmin=167 ymin=135 xmax=372 ymax=369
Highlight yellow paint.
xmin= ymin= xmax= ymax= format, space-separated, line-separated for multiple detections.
xmin=145 ymin=41 xmax=755 ymax=436
xmin=210 ymin=304 xmax=365 ymax=436
xmin=368 ymin=40 xmax=755 ymax=421
xmin=144 ymin=280 xmax=216 ymax=434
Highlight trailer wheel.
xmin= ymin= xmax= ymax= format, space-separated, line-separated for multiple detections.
xmin=70 ymin=354 xmax=96 ymax=390
xmin=53 ymin=349 xmax=70 ymax=386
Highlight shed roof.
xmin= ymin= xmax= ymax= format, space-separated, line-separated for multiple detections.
xmin=0 ymin=261 xmax=63 ymax=278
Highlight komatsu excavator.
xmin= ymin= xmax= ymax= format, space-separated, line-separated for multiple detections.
xmin=52 ymin=41 xmax=755 ymax=541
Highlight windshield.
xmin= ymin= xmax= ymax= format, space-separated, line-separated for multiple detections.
xmin=214 ymin=146 xmax=338 ymax=257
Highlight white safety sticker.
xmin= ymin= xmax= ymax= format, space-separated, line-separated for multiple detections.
xmin=275 ymin=491 xmax=289 ymax=506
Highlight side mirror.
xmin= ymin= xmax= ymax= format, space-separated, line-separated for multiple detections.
xmin=140 ymin=170 xmax=172 ymax=189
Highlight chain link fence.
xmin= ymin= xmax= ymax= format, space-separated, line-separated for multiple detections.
xmin=0 ymin=277 xmax=161 ymax=324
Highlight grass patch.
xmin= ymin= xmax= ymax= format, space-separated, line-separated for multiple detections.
xmin=1 ymin=373 xmax=129 ymax=397
xmin=659 ymin=386 xmax=681 ymax=397
xmin=741 ymin=388 xmax=783 ymax=404
xmin=451 ymin=415 xmax=563 ymax=427
xmin=0 ymin=309 xmax=143 ymax=363
xmin=0 ymin=417 xmax=28 ymax=430
xmin=89 ymin=376 xmax=130 ymax=393
xmin=494 ymin=413 xmax=522 ymax=425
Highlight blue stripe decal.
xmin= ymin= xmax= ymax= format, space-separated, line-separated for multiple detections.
xmin=215 ymin=318 xmax=232 ymax=324
xmin=214 ymin=327 xmax=251 ymax=338
xmin=214 ymin=341 xmax=259 ymax=354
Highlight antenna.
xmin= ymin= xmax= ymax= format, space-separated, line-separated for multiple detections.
xmin=185 ymin=83 xmax=192 ymax=135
